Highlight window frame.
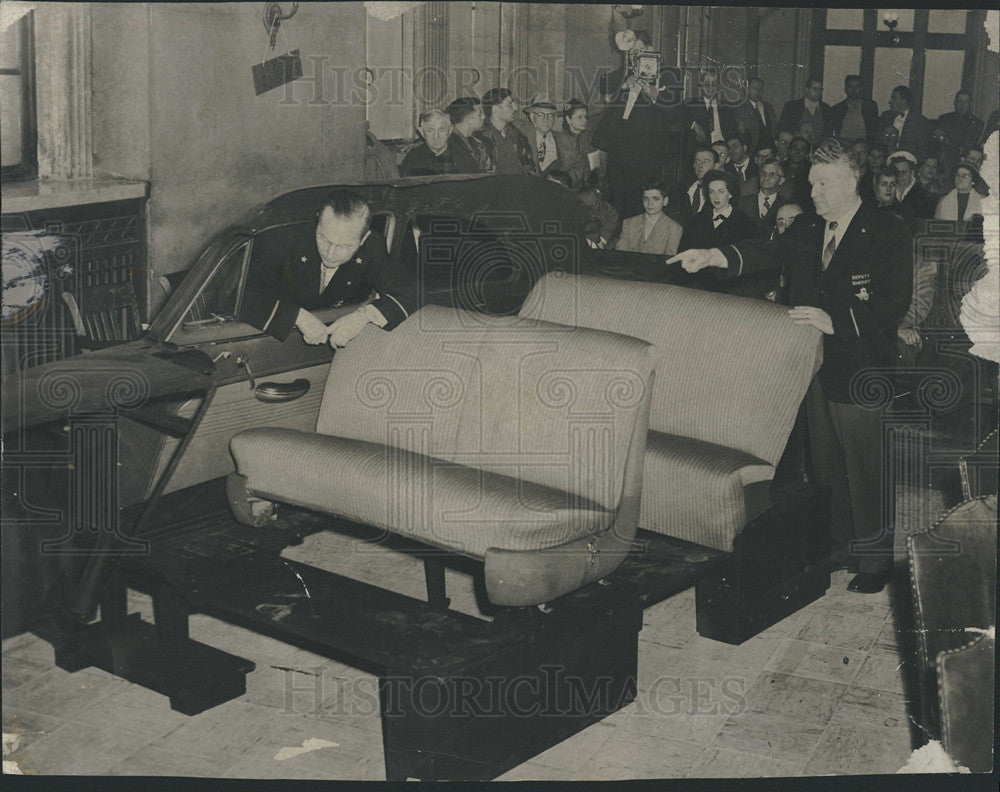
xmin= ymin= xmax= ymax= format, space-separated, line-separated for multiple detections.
xmin=1 ymin=10 xmax=37 ymax=180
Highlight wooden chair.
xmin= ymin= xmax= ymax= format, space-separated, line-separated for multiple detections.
xmin=62 ymin=281 xmax=142 ymax=351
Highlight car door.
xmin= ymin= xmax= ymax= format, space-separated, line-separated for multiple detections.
xmin=120 ymin=226 xmax=345 ymax=506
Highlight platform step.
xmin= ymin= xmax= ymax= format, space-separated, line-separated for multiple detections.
xmin=55 ymin=613 xmax=254 ymax=716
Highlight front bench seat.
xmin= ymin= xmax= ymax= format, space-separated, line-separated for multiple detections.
xmin=229 ymin=305 xmax=656 ymax=606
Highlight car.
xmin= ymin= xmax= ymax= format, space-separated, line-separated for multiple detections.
xmin=2 ymin=174 xmax=739 ymax=618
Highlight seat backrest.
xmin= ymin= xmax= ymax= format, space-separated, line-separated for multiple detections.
xmin=519 ymin=273 xmax=823 ymax=466
xmin=316 ymin=304 xmax=656 ymax=512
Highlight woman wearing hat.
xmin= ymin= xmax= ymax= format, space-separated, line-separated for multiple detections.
xmin=553 ymin=99 xmax=595 ymax=188
xmin=935 ymin=161 xmax=985 ymax=225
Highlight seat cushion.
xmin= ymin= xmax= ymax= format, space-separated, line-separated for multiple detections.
xmin=231 ymin=427 xmax=613 ymax=559
xmin=640 ymin=431 xmax=774 ymax=552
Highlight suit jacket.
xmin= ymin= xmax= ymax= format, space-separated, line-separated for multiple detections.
xmin=240 ymin=230 xmax=417 ymax=341
xmin=720 ymin=203 xmax=913 ymax=402
xmin=738 ymin=191 xmax=786 ymax=240
xmin=779 ymin=98 xmax=833 ymax=142
xmin=679 ymin=206 xmax=755 ymax=252
xmin=524 ymin=128 xmax=566 ymax=176
xmin=827 ymin=98 xmax=879 ymax=143
xmin=685 ymin=98 xmax=739 ymax=144
xmin=730 ymin=158 xmax=759 ymax=198
xmin=615 ymin=213 xmax=684 ymax=256
xmin=669 ymin=179 xmax=710 ymax=224
xmin=736 ymin=99 xmax=777 ymax=150
xmin=879 ymin=109 xmax=931 ymax=158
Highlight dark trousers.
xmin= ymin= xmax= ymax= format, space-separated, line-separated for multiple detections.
xmin=805 ymin=379 xmax=893 ymax=574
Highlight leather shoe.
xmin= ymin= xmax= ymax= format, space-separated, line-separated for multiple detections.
xmin=847 ymin=571 xmax=891 ymax=594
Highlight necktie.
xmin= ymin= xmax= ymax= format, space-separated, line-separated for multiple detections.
xmin=756 ymin=101 xmax=767 ymax=125
xmin=761 ymin=195 xmax=771 ymax=219
xmin=538 ymin=138 xmax=546 ymax=163
xmin=713 ymin=214 xmax=724 ymax=228
xmin=822 ymin=221 xmax=838 ymax=270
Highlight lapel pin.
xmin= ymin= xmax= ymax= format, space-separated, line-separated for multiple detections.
xmin=301 ymin=256 xmax=308 ymax=262
xmin=355 ymin=257 xmax=362 ymax=264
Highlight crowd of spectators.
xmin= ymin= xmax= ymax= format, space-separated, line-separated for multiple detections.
xmin=370 ymin=36 xmax=991 ymax=278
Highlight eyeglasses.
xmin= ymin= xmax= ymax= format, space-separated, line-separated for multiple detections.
xmin=530 ymin=111 xmax=556 ymax=120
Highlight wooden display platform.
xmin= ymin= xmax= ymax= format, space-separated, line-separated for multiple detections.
xmin=46 ymin=477 xmax=826 ymax=780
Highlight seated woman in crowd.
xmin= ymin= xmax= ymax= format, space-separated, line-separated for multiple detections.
xmin=678 ymin=169 xmax=754 ymax=251
xmin=615 ymin=180 xmax=683 ymax=256
xmin=916 ymin=155 xmax=948 ymax=199
xmin=554 ymin=99 xmax=595 ymax=188
xmin=935 ymin=160 xmax=985 ymax=226
xmin=577 ymin=169 xmax=620 ymax=248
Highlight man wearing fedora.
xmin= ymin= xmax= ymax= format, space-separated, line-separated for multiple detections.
xmin=523 ymin=96 xmax=579 ymax=178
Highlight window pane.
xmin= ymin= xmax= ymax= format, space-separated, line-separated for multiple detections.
xmin=877 ymin=9 xmax=914 ymax=33
xmin=0 ymin=17 xmax=22 ymax=70
xmin=827 ymin=10 xmax=864 ymax=30
xmin=873 ymin=47 xmax=912 ymax=110
xmin=928 ymin=10 xmax=967 ymax=35
xmin=181 ymin=242 xmax=247 ymax=325
xmin=823 ymin=46 xmax=862 ymax=106
xmin=923 ymin=50 xmax=966 ymax=119
xmin=1 ymin=74 xmax=24 ymax=166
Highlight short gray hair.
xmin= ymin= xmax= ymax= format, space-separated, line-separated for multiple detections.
xmin=810 ymin=138 xmax=861 ymax=182
xmin=418 ymin=108 xmax=449 ymax=126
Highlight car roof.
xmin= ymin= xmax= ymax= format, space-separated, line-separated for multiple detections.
xmin=240 ymin=174 xmax=589 ymax=236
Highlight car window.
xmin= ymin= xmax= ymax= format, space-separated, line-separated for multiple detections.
xmin=180 ymin=239 xmax=248 ymax=327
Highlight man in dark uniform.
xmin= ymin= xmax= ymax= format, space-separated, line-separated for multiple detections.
xmin=669 ymin=139 xmax=913 ymax=593
xmin=240 ymin=190 xmax=417 ymax=348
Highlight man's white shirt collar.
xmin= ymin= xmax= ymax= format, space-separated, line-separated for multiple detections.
xmin=713 ymin=204 xmax=733 ymax=220
xmin=824 ymin=198 xmax=862 ymax=247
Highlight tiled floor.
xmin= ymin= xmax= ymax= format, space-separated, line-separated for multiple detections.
xmin=3 ymin=546 xmax=926 ymax=780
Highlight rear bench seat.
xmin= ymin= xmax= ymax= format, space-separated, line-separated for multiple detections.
xmin=519 ymin=273 xmax=829 ymax=641
xmin=228 ymin=304 xmax=656 ymax=606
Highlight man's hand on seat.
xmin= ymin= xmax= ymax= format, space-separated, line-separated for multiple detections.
xmin=666 ymin=248 xmax=726 ymax=273
xmin=327 ymin=308 xmax=372 ymax=348
xmin=788 ymin=306 xmax=834 ymax=335
xmin=296 ymin=309 xmax=330 ymax=345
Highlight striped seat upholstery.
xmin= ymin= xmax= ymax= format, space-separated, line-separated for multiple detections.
xmin=230 ymin=304 xmax=656 ymax=605
xmin=519 ymin=273 xmax=822 ymax=551
xmin=230 ymin=432 xmax=612 ymax=558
